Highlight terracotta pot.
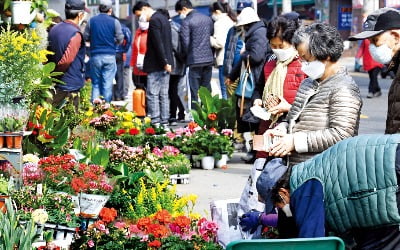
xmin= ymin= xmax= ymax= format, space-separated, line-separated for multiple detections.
xmin=0 ymin=195 xmax=9 ymax=213
xmin=0 ymin=136 xmax=4 ymax=148
xmin=5 ymin=133 xmax=13 ymax=149
xmin=13 ymin=135 xmax=22 ymax=149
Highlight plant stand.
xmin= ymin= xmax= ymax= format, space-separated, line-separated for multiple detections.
xmin=169 ymin=174 xmax=190 ymax=184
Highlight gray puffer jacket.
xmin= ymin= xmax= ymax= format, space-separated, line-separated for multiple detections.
xmin=286 ymin=67 xmax=362 ymax=166
xmin=180 ymin=10 xmax=214 ymax=66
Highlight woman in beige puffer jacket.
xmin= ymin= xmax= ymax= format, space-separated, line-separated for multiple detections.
xmin=268 ymin=23 xmax=363 ymax=167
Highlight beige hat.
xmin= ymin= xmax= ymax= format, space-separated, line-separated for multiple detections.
xmin=236 ymin=7 xmax=260 ymax=26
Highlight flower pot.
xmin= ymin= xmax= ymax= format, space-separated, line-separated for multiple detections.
xmin=0 ymin=136 xmax=4 ymax=148
xmin=13 ymin=135 xmax=22 ymax=149
xmin=201 ymin=156 xmax=215 ymax=170
xmin=215 ymin=154 xmax=229 ymax=168
xmin=55 ymin=225 xmax=66 ymax=240
xmin=11 ymin=1 xmax=37 ymax=24
xmin=79 ymin=193 xmax=110 ymax=218
xmin=0 ymin=195 xmax=9 ymax=213
xmin=191 ymin=154 xmax=201 ymax=168
xmin=64 ymin=227 xmax=76 ymax=243
xmin=5 ymin=133 xmax=13 ymax=149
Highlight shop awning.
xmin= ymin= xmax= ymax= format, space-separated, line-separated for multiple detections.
xmin=267 ymin=0 xmax=315 ymax=6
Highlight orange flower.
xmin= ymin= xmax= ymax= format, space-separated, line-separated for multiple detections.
xmin=207 ymin=113 xmax=217 ymax=121
xmin=148 ymin=240 xmax=162 ymax=248
xmin=153 ymin=209 xmax=172 ymax=224
xmin=148 ymin=224 xmax=169 ymax=238
xmin=137 ymin=217 xmax=151 ymax=231
xmin=188 ymin=121 xmax=199 ymax=130
xmin=174 ymin=215 xmax=191 ymax=229
xmin=99 ymin=207 xmax=117 ymax=223
xmin=104 ymin=110 xmax=114 ymax=117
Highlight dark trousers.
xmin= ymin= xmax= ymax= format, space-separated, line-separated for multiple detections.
xmin=188 ymin=65 xmax=212 ymax=108
xmin=113 ymin=52 xmax=124 ymax=100
xmin=368 ymin=67 xmax=381 ymax=94
xmin=132 ymin=74 xmax=147 ymax=90
xmin=51 ymin=88 xmax=80 ymax=112
xmin=169 ymin=74 xmax=185 ymax=120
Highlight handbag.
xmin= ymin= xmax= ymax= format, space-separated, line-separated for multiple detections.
xmin=235 ymin=57 xmax=255 ymax=116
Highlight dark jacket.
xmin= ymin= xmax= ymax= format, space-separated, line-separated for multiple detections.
xmin=84 ymin=13 xmax=124 ymax=55
xmin=48 ymin=21 xmax=85 ymax=92
xmin=143 ymin=11 xmax=174 ymax=73
xmin=223 ymin=26 xmax=244 ymax=77
xmin=385 ymin=50 xmax=400 ymax=134
xmin=170 ymin=21 xmax=186 ymax=76
xmin=180 ymin=10 xmax=214 ymax=66
xmin=229 ymin=21 xmax=270 ymax=85
xmin=116 ymin=23 xmax=132 ymax=54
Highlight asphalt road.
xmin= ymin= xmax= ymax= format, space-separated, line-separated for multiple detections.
xmin=176 ymin=58 xmax=395 ymax=217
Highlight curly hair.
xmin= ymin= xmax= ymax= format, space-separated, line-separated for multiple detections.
xmin=292 ymin=23 xmax=344 ymax=62
xmin=267 ymin=15 xmax=300 ymax=43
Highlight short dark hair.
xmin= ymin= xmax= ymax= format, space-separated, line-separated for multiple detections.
xmin=292 ymin=23 xmax=344 ymax=62
xmin=175 ymin=0 xmax=193 ymax=12
xmin=209 ymin=1 xmax=237 ymax=22
xmin=271 ymin=170 xmax=291 ymax=204
xmin=157 ymin=8 xmax=170 ymax=19
xmin=267 ymin=15 xmax=299 ymax=43
xmin=132 ymin=1 xmax=150 ymax=13
xmin=65 ymin=9 xmax=81 ymax=19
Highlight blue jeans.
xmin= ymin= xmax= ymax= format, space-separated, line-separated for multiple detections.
xmin=90 ymin=54 xmax=117 ymax=102
xmin=219 ymin=66 xmax=227 ymax=99
xmin=147 ymin=71 xmax=170 ymax=124
xmin=188 ymin=65 xmax=212 ymax=108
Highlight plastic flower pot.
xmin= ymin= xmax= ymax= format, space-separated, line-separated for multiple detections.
xmin=215 ymin=154 xmax=229 ymax=168
xmin=201 ymin=156 xmax=215 ymax=170
xmin=79 ymin=193 xmax=110 ymax=218
xmin=0 ymin=136 xmax=4 ymax=148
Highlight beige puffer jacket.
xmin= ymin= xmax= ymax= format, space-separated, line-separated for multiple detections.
xmin=286 ymin=67 xmax=362 ymax=167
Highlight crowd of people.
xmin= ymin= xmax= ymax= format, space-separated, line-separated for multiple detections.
xmin=46 ymin=0 xmax=400 ymax=248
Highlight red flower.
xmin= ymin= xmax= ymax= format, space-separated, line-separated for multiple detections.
xmin=129 ymin=128 xmax=140 ymax=135
xmin=174 ymin=215 xmax=191 ymax=229
xmin=148 ymin=224 xmax=169 ymax=238
xmin=148 ymin=240 xmax=161 ymax=248
xmin=32 ymin=130 xmax=38 ymax=135
xmin=43 ymin=132 xmax=55 ymax=139
xmin=137 ymin=217 xmax=151 ymax=231
xmin=27 ymin=121 xmax=35 ymax=129
xmin=116 ymin=129 xmax=126 ymax=136
xmin=188 ymin=121 xmax=198 ymax=131
xmin=99 ymin=207 xmax=117 ymax=223
xmin=153 ymin=209 xmax=172 ymax=225
xmin=145 ymin=127 xmax=155 ymax=135
xmin=207 ymin=113 xmax=217 ymax=121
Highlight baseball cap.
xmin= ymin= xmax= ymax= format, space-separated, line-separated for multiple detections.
xmin=349 ymin=8 xmax=400 ymax=41
xmin=99 ymin=0 xmax=112 ymax=12
xmin=236 ymin=7 xmax=260 ymax=26
xmin=65 ymin=0 xmax=85 ymax=11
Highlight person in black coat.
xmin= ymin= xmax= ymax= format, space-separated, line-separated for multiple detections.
xmin=133 ymin=2 xmax=174 ymax=126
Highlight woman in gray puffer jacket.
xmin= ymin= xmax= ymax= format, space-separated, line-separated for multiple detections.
xmin=267 ymin=23 xmax=363 ymax=167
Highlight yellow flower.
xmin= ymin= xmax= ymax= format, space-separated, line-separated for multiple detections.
xmin=121 ymin=121 xmax=134 ymax=128
xmin=129 ymin=203 xmax=134 ymax=211
xmin=122 ymin=112 xmax=134 ymax=121
xmin=189 ymin=212 xmax=201 ymax=220
xmin=85 ymin=110 xmax=93 ymax=117
xmin=121 ymin=188 xmax=127 ymax=194
xmin=144 ymin=117 xmax=151 ymax=124
xmin=156 ymin=204 xmax=162 ymax=211
xmin=115 ymin=111 xmax=123 ymax=117
xmin=188 ymin=194 xmax=198 ymax=204
xmin=133 ymin=117 xmax=142 ymax=126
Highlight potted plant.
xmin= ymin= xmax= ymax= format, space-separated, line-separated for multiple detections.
xmin=214 ymin=129 xmax=235 ymax=168
xmin=192 ymin=129 xmax=222 ymax=170
xmin=0 ymin=118 xmax=4 ymax=148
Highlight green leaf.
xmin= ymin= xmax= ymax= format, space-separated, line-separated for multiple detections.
xmin=128 ymin=172 xmax=145 ymax=186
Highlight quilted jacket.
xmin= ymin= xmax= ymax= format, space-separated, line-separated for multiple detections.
xmin=290 ymin=134 xmax=400 ymax=234
xmin=180 ymin=10 xmax=214 ymax=66
xmin=386 ymin=50 xmax=400 ymax=134
xmin=286 ymin=67 xmax=362 ymax=166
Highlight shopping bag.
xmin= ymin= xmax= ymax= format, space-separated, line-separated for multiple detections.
xmin=235 ymin=57 xmax=255 ymax=116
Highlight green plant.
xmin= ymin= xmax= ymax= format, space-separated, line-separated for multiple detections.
xmin=3 ymin=117 xmax=23 ymax=132
xmin=213 ymin=133 xmax=235 ymax=157
xmin=191 ymin=87 xmax=236 ymax=131
xmin=0 ymin=176 xmax=9 ymax=195
xmin=160 ymin=153 xmax=191 ymax=175
xmin=0 ymin=199 xmax=38 ymax=249
xmin=191 ymin=129 xmax=222 ymax=159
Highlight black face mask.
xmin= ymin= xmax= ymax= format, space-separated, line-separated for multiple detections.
xmin=243 ymin=25 xmax=250 ymax=32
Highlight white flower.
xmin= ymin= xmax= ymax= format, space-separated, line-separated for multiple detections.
xmin=31 ymin=209 xmax=48 ymax=224
xmin=23 ymin=154 xmax=40 ymax=164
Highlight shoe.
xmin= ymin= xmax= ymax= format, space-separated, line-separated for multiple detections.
xmin=366 ymin=92 xmax=373 ymax=98
xmin=241 ymin=152 xmax=254 ymax=162
xmin=373 ymin=91 xmax=382 ymax=97
xmin=169 ymin=118 xmax=177 ymax=126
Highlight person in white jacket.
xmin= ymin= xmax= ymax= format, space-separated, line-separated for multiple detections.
xmin=210 ymin=1 xmax=236 ymax=99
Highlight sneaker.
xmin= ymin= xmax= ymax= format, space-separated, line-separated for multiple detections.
xmin=366 ymin=92 xmax=373 ymax=98
xmin=373 ymin=91 xmax=382 ymax=97
xmin=169 ymin=118 xmax=177 ymax=126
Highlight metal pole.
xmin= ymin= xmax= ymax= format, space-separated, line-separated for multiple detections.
xmin=273 ymin=0 xmax=277 ymax=17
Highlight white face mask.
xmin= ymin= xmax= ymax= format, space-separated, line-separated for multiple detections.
xmin=138 ymin=21 xmax=149 ymax=30
xmin=301 ymin=60 xmax=326 ymax=80
xmin=179 ymin=13 xmax=186 ymax=19
xmin=282 ymin=204 xmax=293 ymax=217
xmin=272 ymin=47 xmax=295 ymax=62
xmin=211 ymin=14 xmax=218 ymax=21
xmin=369 ymin=43 xmax=393 ymax=65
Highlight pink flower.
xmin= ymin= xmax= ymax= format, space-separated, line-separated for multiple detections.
xmin=114 ymin=221 xmax=126 ymax=229
xmin=221 ymin=129 xmax=233 ymax=137
xmin=152 ymin=147 xmax=163 ymax=157
xmin=87 ymin=240 xmax=94 ymax=247
xmin=166 ymin=131 xmax=176 ymax=139
xmin=129 ymin=224 xmax=141 ymax=234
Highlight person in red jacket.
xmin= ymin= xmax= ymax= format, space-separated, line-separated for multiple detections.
xmin=237 ymin=14 xmax=307 ymax=229
xmin=355 ymin=39 xmax=383 ymax=98
xmin=130 ymin=13 xmax=148 ymax=89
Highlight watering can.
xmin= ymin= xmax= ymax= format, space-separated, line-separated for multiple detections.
xmin=11 ymin=1 xmax=38 ymax=24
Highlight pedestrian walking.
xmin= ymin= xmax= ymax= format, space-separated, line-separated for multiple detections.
xmin=47 ymin=0 xmax=87 ymax=111
xmin=209 ymin=1 xmax=236 ymax=99
xmin=349 ymin=8 xmax=400 ymax=134
xmin=130 ymin=13 xmax=148 ymax=90
xmin=83 ymin=0 xmax=124 ymax=103
xmin=175 ymin=0 xmax=214 ymax=108
xmin=113 ymin=18 xmax=131 ymax=101
xmin=133 ymin=2 xmax=174 ymax=126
